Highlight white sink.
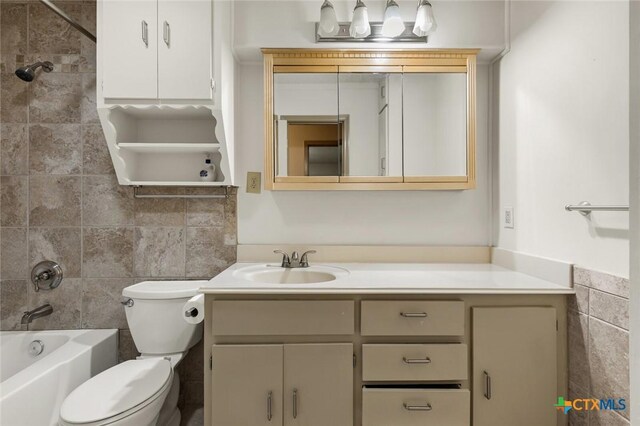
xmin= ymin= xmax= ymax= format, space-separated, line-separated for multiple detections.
xmin=233 ymin=265 xmax=349 ymax=284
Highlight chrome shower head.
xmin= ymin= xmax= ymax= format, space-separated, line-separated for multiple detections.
xmin=15 ymin=61 xmax=54 ymax=82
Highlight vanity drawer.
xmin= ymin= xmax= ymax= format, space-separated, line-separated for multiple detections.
xmin=362 ymin=388 xmax=470 ymax=426
xmin=211 ymin=300 xmax=354 ymax=335
xmin=362 ymin=344 xmax=468 ymax=381
xmin=361 ymin=301 xmax=465 ymax=336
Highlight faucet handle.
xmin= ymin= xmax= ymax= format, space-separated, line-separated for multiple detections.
xmin=300 ymin=250 xmax=317 ymax=267
xmin=273 ymin=250 xmax=291 ymax=267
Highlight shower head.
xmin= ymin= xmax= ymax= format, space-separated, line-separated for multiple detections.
xmin=15 ymin=61 xmax=54 ymax=82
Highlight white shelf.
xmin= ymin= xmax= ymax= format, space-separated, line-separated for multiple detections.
xmin=118 ymin=143 xmax=220 ymax=154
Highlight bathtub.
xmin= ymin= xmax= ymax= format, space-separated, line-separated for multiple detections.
xmin=0 ymin=329 xmax=118 ymax=426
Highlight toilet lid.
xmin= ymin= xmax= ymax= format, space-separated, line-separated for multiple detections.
xmin=60 ymin=358 xmax=172 ymax=423
xmin=122 ymin=280 xmax=208 ymax=299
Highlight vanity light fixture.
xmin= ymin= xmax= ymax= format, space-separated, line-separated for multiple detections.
xmin=381 ymin=0 xmax=405 ymax=37
xmin=318 ymin=0 xmax=340 ymax=37
xmin=315 ymin=0 xmax=433 ymax=42
xmin=350 ymin=0 xmax=371 ymax=38
xmin=413 ymin=0 xmax=437 ymax=36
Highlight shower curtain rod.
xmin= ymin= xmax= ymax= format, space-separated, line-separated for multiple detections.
xmin=39 ymin=0 xmax=96 ymax=43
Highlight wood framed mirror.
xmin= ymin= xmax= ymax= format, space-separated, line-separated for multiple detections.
xmin=263 ymin=49 xmax=478 ymax=190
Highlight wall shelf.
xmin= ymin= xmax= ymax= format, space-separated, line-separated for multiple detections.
xmin=98 ymin=105 xmax=233 ymax=186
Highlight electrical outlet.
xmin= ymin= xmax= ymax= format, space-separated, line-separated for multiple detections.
xmin=246 ymin=172 xmax=261 ymax=194
xmin=503 ymin=207 xmax=515 ymax=229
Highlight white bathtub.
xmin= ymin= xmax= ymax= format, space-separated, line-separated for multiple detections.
xmin=0 ymin=329 xmax=118 ymax=426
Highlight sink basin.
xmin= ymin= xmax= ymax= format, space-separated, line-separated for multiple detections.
xmin=234 ymin=265 xmax=349 ymax=284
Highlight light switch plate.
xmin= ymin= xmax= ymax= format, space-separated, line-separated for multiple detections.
xmin=503 ymin=207 xmax=515 ymax=229
xmin=246 ymin=172 xmax=261 ymax=194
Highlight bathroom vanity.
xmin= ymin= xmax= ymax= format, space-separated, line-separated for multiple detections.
xmin=200 ymin=262 xmax=572 ymax=426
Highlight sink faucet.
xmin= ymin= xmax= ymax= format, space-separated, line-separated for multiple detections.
xmin=21 ymin=304 xmax=53 ymax=325
xmin=274 ymin=250 xmax=316 ymax=268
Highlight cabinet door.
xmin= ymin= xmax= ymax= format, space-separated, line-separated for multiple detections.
xmin=101 ymin=0 xmax=157 ymax=99
xmin=473 ymin=307 xmax=557 ymax=426
xmin=284 ymin=343 xmax=353 ymax=426
xmin=211 ymin=345 xmax=283 ymax=426
xmin=157 ymin=0 xmax=212 ymax=100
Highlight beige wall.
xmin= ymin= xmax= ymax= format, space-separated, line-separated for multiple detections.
xmin=494 ymin=1 xmax=630 ymax=277
xmin=0 ymin=0 xmax=237 ymax=411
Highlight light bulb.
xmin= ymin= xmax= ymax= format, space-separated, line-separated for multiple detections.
xmin=413 ymin=0 xmax=437 ymax=36
xmin=349 ymin=0 xmax=371 ymax=38
xmin=318 ymin=0 xmax=339 ymax=37
xmin=382 ymin=0 xmax=405 ymax=38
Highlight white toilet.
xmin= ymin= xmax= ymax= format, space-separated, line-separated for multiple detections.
xmin=58 ymin=280 xmax=206 ymax=426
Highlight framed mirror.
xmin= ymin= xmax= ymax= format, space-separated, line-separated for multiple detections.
xmin=263 ymin=49 xmax=477 ymax=190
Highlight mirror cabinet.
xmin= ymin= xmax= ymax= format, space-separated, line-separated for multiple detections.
xmin=263 ymin=49 xmax=478 ymax=190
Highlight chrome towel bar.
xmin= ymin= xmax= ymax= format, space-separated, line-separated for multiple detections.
xmin=133 ymin=186 xmax=232 ymax=199
xmin=565 ymin=201 xmax=629 ymax=216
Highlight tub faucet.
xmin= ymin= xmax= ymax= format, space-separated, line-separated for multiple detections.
xmin=21 ymin=304 xmax=53 ymax=325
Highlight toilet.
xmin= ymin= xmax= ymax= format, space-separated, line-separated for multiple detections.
xmin=58 ymin=280 xmax=207 ymax=426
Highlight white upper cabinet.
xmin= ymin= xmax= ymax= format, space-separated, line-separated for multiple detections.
xmin=101 ymin=0 xmax=158 ymax=99
xmin=157 ymin=0 xmax=212 ymax=100
xmin=101 ymin=0 xmax=213 ymax=101
xmin=97 ymin=0 xmax=235 ymax=186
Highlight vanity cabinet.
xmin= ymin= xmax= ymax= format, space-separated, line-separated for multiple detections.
xmin=211 ymin=343 xmax=353 ymax=426
xmin=101 ymin=0 xmax=212 ymax=100
xmin=472 ymin=307 xmax=558 ymax=426
xmin=205 ymin=296 xmax=566 ymax=426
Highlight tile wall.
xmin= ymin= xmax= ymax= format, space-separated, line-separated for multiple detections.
xmin=568 ymin=267 xmax=630 ymax=425
xmin=0 ymin=1 xmax=236 ymax=421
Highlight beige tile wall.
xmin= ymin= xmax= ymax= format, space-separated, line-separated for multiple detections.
xmin=568 ymin=267 xmax=630 ymax=426
xmin=0 ymin=0 xmax=237 ymax=413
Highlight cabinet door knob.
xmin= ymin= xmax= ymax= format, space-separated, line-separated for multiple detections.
xmin=484 ymin=371 xmax=492 ymax=400
xmin=403 ymin=403 xmax=432 ymax=411
xmin=403 ymin=356 xmax=431 ymax=364
xmin=400 ymin=312 xmax=427 ymax=318
xmin=267 ymin=391 xmax=272 ymax=421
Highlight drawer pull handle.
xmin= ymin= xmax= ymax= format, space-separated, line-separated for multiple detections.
xmin=403 ymin=403 xmax=432 ymax=411
xmin=267 ymin=391 xmax=272 ymax=421
xmin=484 ymin=371 xmax=492 ymax=400
xmin=400 ymin=312 xmax=427 ymax=318
xmin=403 ymin=356 xmax=432 ymax=364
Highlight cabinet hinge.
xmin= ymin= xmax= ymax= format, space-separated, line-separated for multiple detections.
xmin=209 ymin=355 xmax=213 ymax=370
xmin=353 ymin=354 xmax=357 ymax=368
xmin=211 ymin=79 xmax=215 ymax=91
xmin=556 ymin=320 xmax=559 ymax=331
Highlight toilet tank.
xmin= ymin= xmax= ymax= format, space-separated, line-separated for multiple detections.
xmin=122 ymin=281 xmax=207 ymax=355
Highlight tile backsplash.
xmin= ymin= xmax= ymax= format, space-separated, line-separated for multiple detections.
xmin=568 ymin=267 xmax=630 ymax=425
xmin=0 ymin=0 xmax=236 ymax=410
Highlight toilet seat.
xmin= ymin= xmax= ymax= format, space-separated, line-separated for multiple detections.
xmin=59 ymin=358 xmax=173 ymax=425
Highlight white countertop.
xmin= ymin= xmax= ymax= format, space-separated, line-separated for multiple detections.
xmin=200 ymin=262 xmax=575 ymax=295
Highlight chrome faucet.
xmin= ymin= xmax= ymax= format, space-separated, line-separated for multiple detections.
xmin=21 ymin=304 xmax=53 ymax=325
xmin=274 ymin=250 xmax=316 ymax=268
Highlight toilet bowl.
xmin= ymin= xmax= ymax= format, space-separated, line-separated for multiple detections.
xmin=58 ymin=280 xmax=207 ymax=426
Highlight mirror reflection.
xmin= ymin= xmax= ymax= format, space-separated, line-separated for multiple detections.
xmin=403 ymin=72 xmax=468 ymax=177
xmin=338 ymin=72 xmax=402 ymax=177
xmin=273 ymin=70 xmax=469 ymax=179
xmin=273 ymin=73 xmax=341 ymax=177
